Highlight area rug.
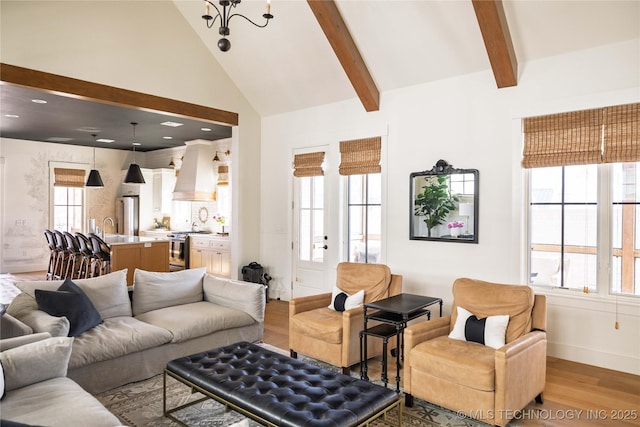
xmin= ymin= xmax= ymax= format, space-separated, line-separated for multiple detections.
xmin=95 ymin=349 xmax=489 ymax=427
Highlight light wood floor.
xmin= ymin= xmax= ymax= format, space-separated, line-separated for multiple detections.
xmin=10 ymin=273 xmax=640 ymax=426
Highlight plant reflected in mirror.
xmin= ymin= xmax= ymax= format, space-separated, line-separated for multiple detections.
xmin=410 ymin=160 xmax=478 ymax=243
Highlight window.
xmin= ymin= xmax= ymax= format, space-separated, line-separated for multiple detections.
xmin=529 ymin=165 xmax=598 ymax=290
xmin=347 ymin=173 xmax=381 ymax=263
xmin=339 ymin=136 xmax=383 ymax=264
xmin=524 ymin=103 xmax=640 ymax=297
xmin=298 ymin=175 xmax=324 ymax=262
xmin=54 ymin=186 xmax=84 ymax=232
xmin=611 ymin=163 xmax=640 ymax=295
xmin=50 ymin=164 xmax=87 ymax=233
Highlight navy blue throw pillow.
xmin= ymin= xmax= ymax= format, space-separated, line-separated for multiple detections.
xmin=464 ymin=315 xmax=487 ymax=345
xmin=35 ymin=278 xmax=103 ymax=337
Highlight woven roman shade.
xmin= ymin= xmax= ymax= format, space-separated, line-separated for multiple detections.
xmin=293 ymin=152 xmax=325 ymax=177
xmin=522 ymin=109 xmax=603 ymax=168
xmin=53 ymin=168 xmax=85 ymax=188
xmin=217 ymin=165 xmax=229 ymax=186
xmin=339 ymin=136 xmax=381 ymax=175
xmin=603 ymin=103 xmax=640 ymax=163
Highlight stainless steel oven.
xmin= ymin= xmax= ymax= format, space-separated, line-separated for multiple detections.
xmin=168 ymin=232 xmax=188 ymax=271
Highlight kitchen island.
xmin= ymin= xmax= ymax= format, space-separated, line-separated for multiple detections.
xmin=103 ymin=235 xmax=169 ymax=285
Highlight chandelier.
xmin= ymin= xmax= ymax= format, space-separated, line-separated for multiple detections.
xmin=202 ymin=0 xmax=274 ymax=52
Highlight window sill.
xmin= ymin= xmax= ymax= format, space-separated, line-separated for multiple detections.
xmin=532 ymin=285 xmax=640 ymax=316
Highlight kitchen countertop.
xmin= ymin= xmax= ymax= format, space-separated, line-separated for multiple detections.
xmin=103 ymin=234 xmax=170 ymax=245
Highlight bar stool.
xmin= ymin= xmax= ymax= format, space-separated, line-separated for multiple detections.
xmin=63 ymin=232 xmax=83 ymax=279
xmin=88 ymin=233 xmax=111 ymax=277
xmin=44 ymin=230 xmax=57 ymax=280
xmin=52 ymin=230 xmax=70 ymax=280
xmin=75 ymin=232 xmax=95 ymax=279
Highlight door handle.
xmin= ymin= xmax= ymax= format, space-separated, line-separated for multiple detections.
xmin=323 ymin=245 xmax=328 ymax=250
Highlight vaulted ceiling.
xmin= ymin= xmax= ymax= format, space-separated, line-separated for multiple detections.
xmin=173 ymin=0 xmax=640 ymax=116
xmin=1 ymin=1 xmax=638 ymax=150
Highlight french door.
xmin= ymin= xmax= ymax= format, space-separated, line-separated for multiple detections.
xmin=292 ymin=146 xmax=338 ymax=298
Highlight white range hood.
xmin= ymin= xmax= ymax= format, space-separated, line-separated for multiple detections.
xmin=173 ymin=140 xmax=217 ymax=201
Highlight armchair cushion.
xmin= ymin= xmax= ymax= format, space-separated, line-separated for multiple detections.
xmin=411 ymin=336 xmax=496 ymax=392
xmin=328 ymin=286 xmax=364 ymax=312
xmin=449 ymin=306 xmax=509 ymax=349
xmin=290 ymin=308 xmax=343 ymax=344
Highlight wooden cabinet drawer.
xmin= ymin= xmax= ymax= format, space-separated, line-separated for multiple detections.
xmin=208 ymin=240 xmax=230 ymax=251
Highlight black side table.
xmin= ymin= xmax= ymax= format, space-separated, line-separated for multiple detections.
xmin=360 ymin=293 xmax=443 ymax=392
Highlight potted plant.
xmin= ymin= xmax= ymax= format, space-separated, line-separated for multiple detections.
xmin=414 ymin=175 xmax=459 ymax=237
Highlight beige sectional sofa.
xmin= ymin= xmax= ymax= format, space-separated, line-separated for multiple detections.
xmin=4 ymin=267 xmax=266 ymax=397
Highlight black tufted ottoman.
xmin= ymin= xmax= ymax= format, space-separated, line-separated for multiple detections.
xmin=164 ymin=341 xmax=402 ymax=427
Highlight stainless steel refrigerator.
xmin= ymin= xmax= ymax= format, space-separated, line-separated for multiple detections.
xmin=115 ymin=196 xmax=139 ymax=236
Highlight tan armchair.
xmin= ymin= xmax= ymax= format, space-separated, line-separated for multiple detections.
xmin=289 ymin=262 xmax=402 ymax=374
xmin=404 ymin=278 xmax=547 ymax=427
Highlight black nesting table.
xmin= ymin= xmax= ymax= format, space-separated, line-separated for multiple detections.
xmin=360 ymin=293 xmax=443 ymax=392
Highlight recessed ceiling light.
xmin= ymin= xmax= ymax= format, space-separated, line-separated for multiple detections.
xmin=77 ymin=126 xmax=101 ymax=133
xmin=132 ymin=142 xmax=142 ymax=146
xmin=4 ymin=114 xmax=19 ymax=118
xmin=47 ymin=137 xmax=73 ymax=142
xmin=96 ymin=138 xmax=114 ymax=143
xmin=163 ymin=136 xmax=173 ymax=140
xmin=201 ymin=127 xmax=212 ymax=132
xmin=160 ymin=121 xmax=184 ymax=127
xmin=31 ymin=99 xmax=47 ymax=104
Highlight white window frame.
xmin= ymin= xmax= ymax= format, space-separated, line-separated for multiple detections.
xmin=344 ymin=173 xmax=382 ymax=264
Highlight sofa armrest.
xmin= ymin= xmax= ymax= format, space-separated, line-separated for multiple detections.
xmin=495 ymin=330 xmax=547 ymax=419
xmin=203 ymin=276 xmax=266 ymax=323
xmin=289 ymin=293 xmax=332 ymax=316
xmin=0 ymin=332 xmax=51 ymax=352
xmin=404 ymin=315 xmax=451 ymax=348
xmin=1 ymin=313 xmax=33 ymax=339
xmin=1 ymin=336 xmax=74 ymax=391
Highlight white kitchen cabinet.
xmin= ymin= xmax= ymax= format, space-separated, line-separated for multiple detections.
xmin=189 ymin=236 xmax=231 ymax=277
xmin=152 ymin=168 xmax=176 ymax=216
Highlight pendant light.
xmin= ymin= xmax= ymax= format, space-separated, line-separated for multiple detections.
xmin=124 ymin=122 xmax=146 ymax=184
xmin=85 ymin=133 xmax=104 ymax=187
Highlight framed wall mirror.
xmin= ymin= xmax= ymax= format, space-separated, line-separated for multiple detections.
xmin=410 ymin=160 xmax=479 ymax=243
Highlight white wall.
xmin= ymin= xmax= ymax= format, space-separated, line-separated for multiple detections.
xmin=0 ymin=1 xmax=262 ymax=274
xmin=260 ymin=40 xmax=640 ymax=375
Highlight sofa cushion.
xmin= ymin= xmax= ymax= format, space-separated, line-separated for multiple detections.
xmin=0 ymin=377 xmax=121 ymax=427
xmin=132 ymin=267 xmax=206 ymax=316
xmin=336 ymin=263 xmax=391 ymax=304
xmin=135 ymin=301 xmax=255 ymax=343
xmin=203 ymin=276 xmax=265 ymax=323
xmin=0 ymin=336 xmax=74 ymax=391
xmin=410 ymin=335 xmax=496 ymax=392
xmin=290 ymin=308 xmax=343 ymax=344
xmin=449 ymin=306 xmax=509 ymax=350
xmin=451 ymin=278 xmax=534 ymax=343
xmin=13 ymin=270 xmax=131 ymax=319
xmin=35 ymin=279 xmax=103 ymax=337
xmin=68 ymin=316 xmax=173 ymax=369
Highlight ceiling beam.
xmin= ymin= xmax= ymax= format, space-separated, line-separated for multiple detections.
xmin=307 ymin=0 xmax=379 ymax=112
xmin=471 ymin=0 xmax=518 ymax=88
xmin=0 ymin=63 xmax=239 ymax=126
